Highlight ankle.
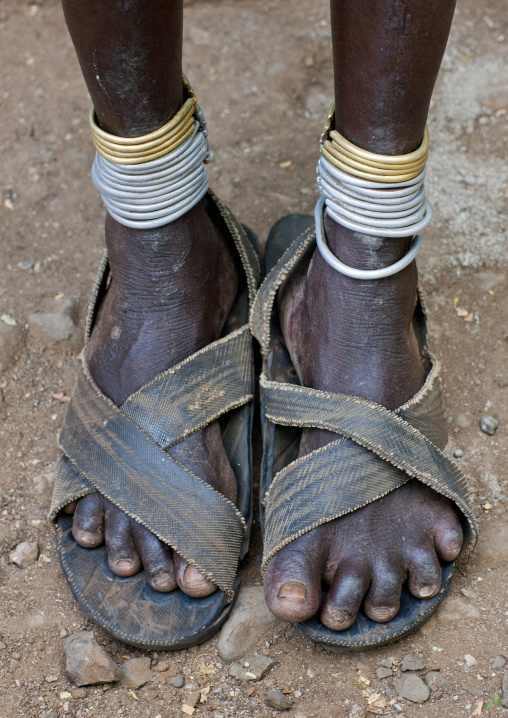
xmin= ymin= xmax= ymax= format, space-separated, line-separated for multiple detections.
xmin=103 ymin=200 xmax=234 ymax=306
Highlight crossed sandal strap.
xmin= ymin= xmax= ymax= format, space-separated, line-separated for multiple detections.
xmin=250 ymin=219 xmax=478 ymax=573
xmin=51 ymin=332 xmax=251 ymax=598
xmin=260 ymin=371 xmax=478 ymax=570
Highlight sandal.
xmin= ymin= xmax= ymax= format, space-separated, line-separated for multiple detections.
xmin=250 ymin=213 xmax=478 ymax=650
xmin=50 ymin=191 xmax=260 ymax=650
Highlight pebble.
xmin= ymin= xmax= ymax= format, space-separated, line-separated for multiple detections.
xmin=64 ymin=631 xmax=119 ymax=686
xmin=349 ymin=705 xmax=366 ymax=718
xmin=28 ymin=302 xmax=76 ymax=342
xmin=453 ymin=448 xmax=464 ymax=458
xmin=10 ymin=541 xmax=39 ymax=568
xmin=425 ymin=671 xmax=448 ymax=691
xmin=463 ymin=176 xmax=476 ymax=186
xmin=152 ymin=660 xmax=171 ymax=672
xmin=502 ymin=669 xmax=508 ymax=709
xmin=265 ymin=690 xmax=291 ymax=711
xmin=120 ymin=657 xmax=152 ymax=689
xmin=73 ymin=688 xmax=87 ymax=699
xmin=498 ymin=376 xmax=508 ymax=388
xmin=228 ymin=654 xmax=277 ymax=681
xmin=217 ymin=586 xmax=277 ymax=662
xmin=41 ymin=712 xmax=58 ymax=718
xmin=493 ymin=656 xmax=506 ymax=669
xmin=376 ymin=667 xmax=393 ymax=679
xmin=377 ymin=657 xmax=395 ymax=669
xmin=169 ymin=675 xmax=185 ymax=689
xmin=33 ymin=471 xmax=56 ymax=496
xmin=395 ymin=674 xmax=430 ymax=703
xmin=0 ymin=321 xmax=25 ymax=372
xmin=401 ymin=654 xmax=425 ymax=671
xmin=438 ymin=597 xmax=481 ymax=620
xmin=59 ymin=628 xmax=68 ymax=639
xmin=183 ymin=691 xmax=200 ymax=709
xmin=479 ymin=415 xmax=499 ymax=436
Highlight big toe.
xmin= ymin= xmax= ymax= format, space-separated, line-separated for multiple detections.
xmin=174 ymin=553 xmax=217 ymax=598
xmin=264 ymin=534 xmax=323 ymax=623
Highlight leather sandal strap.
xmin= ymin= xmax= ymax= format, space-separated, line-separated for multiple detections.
xmin=260 ymin=370 xmax=478 ymax=569
xmin=122 ymin=326 xmax=253 ymax=448
xmin=54 ymin=368 xmax=245 ymax=598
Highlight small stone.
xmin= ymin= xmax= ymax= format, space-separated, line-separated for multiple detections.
xmin=395 ymin=674 xmax=430 ymax=703
xmin=73 ymin=688 xmax=88 ymax=698
xmin=349 ymin=705 xmax=366 ymax=718
xmin=376 ymin=667 xmax=393 ymax=679
xmin=265 ymin=690 xmax=291 ymax=711
xmin=120 ymin=657 xmax=152 ymax=689
xmin=377 ymin=657 xmax=395 ymax=669
xmin=480 ymin=415 xmax=499 ymax=436
xmin=59 ymin=628 xmax=68 ymax=639
xmin=456 ymin=413 xmax=471 ymax=428
xmin=425 ymin=671 xmax=448 ymax=691
xmin=502 ymin=669 xmax=508 ymax=708
xmin=41 ymin=712 xmax=59 ymax=718
xmin=64 ymin=631 xmax=119 ymax=686
xmin=152 ymin=660 xmax=171 ymax=672
xmin=45 ymin=675 xmax=58 ymax=683
xmin=183 ymin=691 xmax=200 ymax=708
xmin=217 ymin=586 xmax=278 ymax=662
xmin=463 ymin=176 xmax=476 ymax=186
xmin=493 ymin=656 xmax=506 ymax=669
xmin=401 ymin=654 xmax=425 ymax=671
xmin=453 ymin=448 xmax=464 ymax=458
xmin=28 ymin=308 xmax=76 ymax=342
xmin=464 ymin=654 xmax=477 ymax=667
xmin=228 ymin=654 xmax=277 ymax=681
xmin=12 ymin=651 xmax=20 ymax=660
xmin=169 ymin=675 xmax=185 ymax=689
xmin=0 ymin=321 xmax=25 ymax=372
xmin=498 ymin=376 xmax=508 ymax=388
xmin=437 ymin=597 xmax=481 ymax=621
xmin=33 ymin=471 xmax=55 ymax=496
xmin=10 ymin=541 xmax=39 ymax=568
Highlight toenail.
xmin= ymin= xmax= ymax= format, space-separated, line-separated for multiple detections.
xmin=115 ymin=559 xmax=134 ymax=570
xmin=326 ymin=609 xmax=347 ymax=625
xmin=152 ymin=573 xmax=172 ymax=589
xmin=419 ymin=585 xmax=435 ymax=597
xmin=184 ymin=565 xmax=205 ymax=586
xmin=372 ymin=606 xmax=395 ymax=620
xmin=277 ymin=582 xmax=307 ymax=603
xmin=78 ymin=531 xmax=100 ymax=546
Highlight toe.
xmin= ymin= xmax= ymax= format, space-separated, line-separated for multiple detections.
xmin=264 ymin=533 xmax=323 ymax=624
xmin=173 ymin=553 xmax=217 ymax=598
xmin=320 ymin=561 xmax=371 ymax=631
xmin=131 ymin=522 xmax=177 ymax=592
xmin=72 ymin=493 xmax=105 ymax=548
xmin=104 ymin=502 xmax=141 ymax=576
xmin=63 ymin=501 xmax=77 ymax=515
xmin=407 ymin=546 xmax=442 ymax=598
xmin=434 ymin=520 xmax=463 ymax=562
xmin=363 ymin=560 xmax=404 ymax=623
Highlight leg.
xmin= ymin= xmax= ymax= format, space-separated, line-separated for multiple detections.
xmin=264 ymin=0 xmax=464 ymax=627
xmin=62 ymin=0 xmax=238 ymax=596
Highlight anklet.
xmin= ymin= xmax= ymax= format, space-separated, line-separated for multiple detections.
xmin=315 ymin=196 xmax=421 ymax=280
xmin=90 ymin=76 xmax=210 ymax=229
xmin=315 ymin=103 xmax=431 ymax=278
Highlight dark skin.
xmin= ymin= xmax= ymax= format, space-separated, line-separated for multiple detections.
xmin=62 ymin=0 xmax=464 ymax=625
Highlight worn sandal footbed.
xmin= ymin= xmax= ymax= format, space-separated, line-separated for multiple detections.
xmin=50 ymin=191 xmax=260 ymax=650
xmin=251 ymin=213 xmax=478 ymax=651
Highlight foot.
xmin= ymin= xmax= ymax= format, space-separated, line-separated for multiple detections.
xmin=64 ymin=196 xmax=240 ymax=596
xmin=264 ymin=217 xmax=463 ymax=629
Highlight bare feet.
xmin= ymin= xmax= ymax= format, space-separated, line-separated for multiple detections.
xmin=64 ymin=196 xmax=239 ymax=596
xmin=264 ymin=217 xmax=463 ymax=629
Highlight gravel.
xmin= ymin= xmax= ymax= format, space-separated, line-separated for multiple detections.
xmin=169 ymin=674 xmax=185 ymax=688
xmin=479 ymin=415 xmax=499 ymax=435
xmin=228 ymin=654 xmax=277 ymax=681
xmin=64 ymin=632 xmax=119 ymax=686
xmin=376 ymin=667 xmax=393 ymax=679
xmin=401 ymin=654 xmax=425 ymax=671
xmin=396 ymin=674 xmax=430 ymax=703
xmin=217 ymin=585 xmax=277 ymax=662
xmin=265 ymin=690 xmax=292 ymax=711
xmin=10 ymin=541 xmax=39 ymax=568
xmin=119 ymin=656 xmax=152 ymax=689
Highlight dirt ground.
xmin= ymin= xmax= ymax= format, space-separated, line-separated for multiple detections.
xmin=1 ymin=0 xmax=508 ymax=716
